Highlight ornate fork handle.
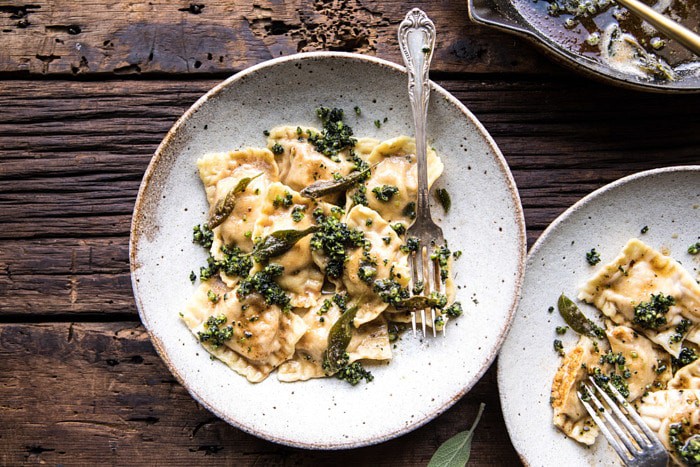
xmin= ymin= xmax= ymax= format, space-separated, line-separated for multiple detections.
xmin=398 ymin=9 xmax=436 ymax=222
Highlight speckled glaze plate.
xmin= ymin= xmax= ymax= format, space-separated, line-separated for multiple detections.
xmin=130 ymin=52 xmax=525 ymax=449
xmin=498 ymin=166 xmax=700 ymax=465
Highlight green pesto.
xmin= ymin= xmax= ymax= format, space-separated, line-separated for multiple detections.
xmin=430 ymin=243 xmax=451 ymax=283
xmin=199 ymin=244 xmax=252 ymax=281
xmin=371 ymin=185 xmax=399 ymax=202
xmin=309 ymin=209 xmax=365 ymax=280
xmin=291 ymin=205 xmax=306 ymax=222
xmin=272 ymin=191 xmax=293 ymax=209
xmin=633 ymin=293 xmax=675 ymax=330
xmin=192 ymin=224 xmax=214 ymax=249
xmin=197 ymin=315 xmax=233 ymax=348
xmin=402 ymin=202 xmax=416 ymax=220
xmin=308 ymin=107 xmax=357 ymax=160
xmin=271 ymin=143 xmax=284 ymax=155
xmin=586 ymin=248 xmax=601 ymax=265
xmin=689 ymin=242 xmax=700 ymax=255
xmin=236 ymin=263 xmax=291 ymax=312
xmin=434 ymin=188 xmax=451 ymax=213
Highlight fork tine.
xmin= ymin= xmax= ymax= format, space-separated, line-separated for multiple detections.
xmin=421 ymin=245 xmax=430 ymax=337
xmin=605 ymin=381 xmax=660 ymax=444
xmin=585 ymin=382 xmax=641 ymax=455
xmin=411 ymin=311 xmax=417 ymax=336
xmin=578 ymin=386 xmax=630 ymax=460
xmin=589 ymin=378 xmax=649 ymax=447
xmin=409 ymin=252 xmax=419 ymax=336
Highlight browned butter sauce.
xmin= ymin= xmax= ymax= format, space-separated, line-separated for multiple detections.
xmin=514 ymin=0 xmax=700 ymax=80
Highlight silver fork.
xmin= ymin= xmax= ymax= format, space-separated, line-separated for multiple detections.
xmin=398 ymin=9 xmax=445 ymax=338
xmin=578 ymin=377 xmax=669 ymax=466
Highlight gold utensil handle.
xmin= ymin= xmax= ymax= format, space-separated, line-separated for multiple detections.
xmin=615 ymin=0 xmax=700 ymax=57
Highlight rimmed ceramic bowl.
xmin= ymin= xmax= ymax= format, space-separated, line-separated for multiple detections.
xmin=130 ymin=51 xmax=526 ymax=449
xmin=498 ymin=165 xmax=700 ymax=465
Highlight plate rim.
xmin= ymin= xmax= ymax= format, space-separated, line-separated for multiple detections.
xmin=498 ymin=164 xmax=700 ymax=465
xmin=130 ymin=51 xmax=527 ymax=449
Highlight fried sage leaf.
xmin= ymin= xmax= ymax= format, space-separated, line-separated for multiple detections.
xmin=558 ymin=294 xmax=604 ymax=339
xmin=252 ymin=226 xmax=319 ymax=262
xmin=207 ymin=173 xmax=262 ymax=229
xmin=322 ymin=305 xmax=358 ymax=374
xmin=300 ymin=166 xmax=371 ymax=199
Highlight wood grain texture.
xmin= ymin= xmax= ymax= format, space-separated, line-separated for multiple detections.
xmin=0 ymin=322 xmax=520 ymax=466
xmin=2 ymin=77 xmax=699 ymax=316
xmin=0 ymin=0 xmax=557 ymax=76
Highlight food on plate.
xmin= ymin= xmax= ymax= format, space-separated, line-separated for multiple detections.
xmin=528 ymin=0 xmax=700 ymax=81
xmin=180 ymin=107 xmax=462 ymax=384
xmin=551 ymin=238 xmax=700 ymax=464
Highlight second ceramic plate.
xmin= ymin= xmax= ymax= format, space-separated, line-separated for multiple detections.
xmin=499 ymin=166 xmax=700 ymax=466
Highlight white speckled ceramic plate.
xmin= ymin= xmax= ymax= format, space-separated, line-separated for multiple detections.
xmin=499 ymin=166 xmax=700 ymax=466
xmin=130 ymin=52 xmax=525 ymax=449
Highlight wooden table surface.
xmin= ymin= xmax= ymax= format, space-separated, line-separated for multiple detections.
xmin=1 ymin=1 xmax=698 ymax=465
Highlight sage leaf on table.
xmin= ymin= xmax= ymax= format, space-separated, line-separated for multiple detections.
xmin=428 ymin=403 xmax=486 ymax=467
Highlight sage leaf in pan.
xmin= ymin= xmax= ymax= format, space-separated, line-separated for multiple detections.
xmin=428 ymin=403 xmax=486 ymax=467
xmin=207 ymin=173 xmax=263 ymax=229
xmin=558 ymin=294 xmax=605 ymax=339
xmin=300 ymin=166 xmax=372 ymax=199
xmin=322 ymin=305 xmax=358 ymax=374
xmin=252 ymin=226 xmax=319 ymax=262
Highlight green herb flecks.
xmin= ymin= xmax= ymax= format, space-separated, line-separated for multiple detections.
xmin=554 ymin=339 xmax=565 ymax=356
xmin=373 ymin=278 xmax=410 ymax=307
xmin=633 ymin=293 xmax=675 ymax=330
xmin=395 ymin=292 xmax=448 ymax=310
xmin=271 ymin=143 xmax=284 ymax=155
xmin=193 ymin=224 xmax=214 ymax=249
xmin=372 ymin=185 xmax=399 ymax=202
xmin=357 ymin=253 xmax=378 ymax=284
xmin=434 ymin=188 xmax=451 ymax=213
xmin=252 ymin=226 xmax=319 ymax=263
xmin=430 ymin=243 xmax=451 ymax=283
xmin=391 ymin=223 xmax=406 ymax=235
xmin=309 ymin=209 xmax=366 ymax=280
xmin=641 ymin=225 xmax=649 ymax=234
xmin=672 ymin=346 xmax=698 ymax=370
xmin=208 ymin=173 xmax=262 ymax=229
xmin=586 ymin=248 xmax=601 ymax=265
xmin=236 ymin=263 xmax=291 ymax=312
xmin=335 ymin=359 xmax=373 ymax=385
xmin=671 ymin=319 xmax=692 ymax=344
xmin=197 ymin=314 xmax=233 ymax=348
xmin=427 ymin=403 xmax=485 ymax=467
xmin=669 ymin=424 xmax=700 ymax=466
xmin=403 ymin=202 xmax=416 ymax=220
xmin=291 ymin=205 xmax=306 ymax=222
xmin=273 ymin=191 xmax=293 ymax=209
xmin=591 ymin=366 xmax=630 ymax=399
xmin=400 ymin=236 xmax=420 ymax=254
xmin=688 ymin=242 xmax=700 ymax=255
xmin=307 ymin=107 xmax=357 ymax=159
xmin=558 ymin=294 xmax=606 ymax=339
xmin=199 ymin=244 xmax=253 ymax=281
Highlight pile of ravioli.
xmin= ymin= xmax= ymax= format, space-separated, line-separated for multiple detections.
xmin=551 ymin=239 xmax=700 ymax=465
xmin=181 ymin=125 xmax=454 ymax=384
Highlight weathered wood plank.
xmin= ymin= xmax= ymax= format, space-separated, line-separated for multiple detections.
xmin=0 ymin=322 xmax=521 ymax=465
xmin=1 ymin=77 xmax=698 ymax=316
xmin=0 ymin=0 xmax=554 ymax=76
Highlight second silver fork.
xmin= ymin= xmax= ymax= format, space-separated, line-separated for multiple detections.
xmin=398 ymin=9 xmax=445 ymax=338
